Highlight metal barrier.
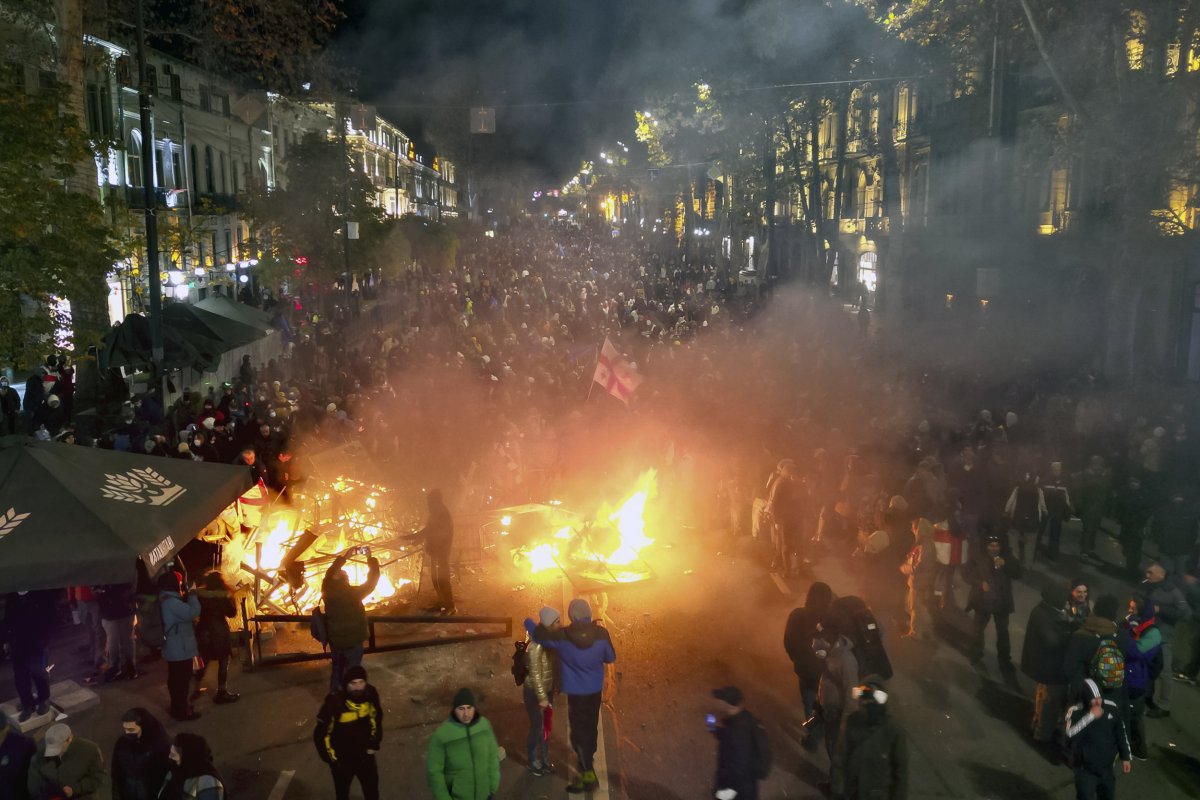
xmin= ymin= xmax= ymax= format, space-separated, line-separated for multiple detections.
xmin=242 ymin=600 xmax=512 ymax=668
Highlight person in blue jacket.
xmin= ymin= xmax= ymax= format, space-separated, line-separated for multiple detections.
xmin=527 ymin=598 xmax=615 ymax=794
xmin=1117 ymin=594 xmax=1163 ymax=761
xmin=158 ymin=571 xmax=202 ymax=721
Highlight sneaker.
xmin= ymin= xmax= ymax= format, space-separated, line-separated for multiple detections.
xmin=35 ymin=701 xmax=50 ymax=716
xmin=581 ymin=771 xmax=599 ymax=791
xmin=529 ymin=764 xmax=551 ymax=777
xmin=17 ymin=707 xmax=33 ymax=723
xmin=1172 ymin=672 xmax=1196 ymax=685
xmin=214 ymin=690 xmax=240 ymax=705
xmin=1132 ymin=751 xmax=1148 ymax=762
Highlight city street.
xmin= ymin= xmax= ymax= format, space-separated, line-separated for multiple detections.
xmin=6 ymin=517 xmax=1199 ymax=799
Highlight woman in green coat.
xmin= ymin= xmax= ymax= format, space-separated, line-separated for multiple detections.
xmin=426 ymin=688 xmax=501 ymax=800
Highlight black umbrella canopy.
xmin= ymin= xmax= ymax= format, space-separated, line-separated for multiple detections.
xmin=195 ymin=296 xmax=276 ymax=332
xmin=0 ymin=437 xmax=253 ymax=592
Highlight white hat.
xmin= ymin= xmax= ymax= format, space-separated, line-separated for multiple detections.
xmin=326 ymin=403 xmax=337 ymax=413
xmin=43 ymin=723 xmax=71 ymax=757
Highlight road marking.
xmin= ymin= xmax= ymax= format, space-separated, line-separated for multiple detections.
xmin=770 ymin=572 xmax=791 ymax=595
xmin=267 ymin=770 xmax=295 ymax=800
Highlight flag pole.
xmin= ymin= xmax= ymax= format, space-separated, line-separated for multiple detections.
xmin=586 ymin=340 xmax=601 ymax=401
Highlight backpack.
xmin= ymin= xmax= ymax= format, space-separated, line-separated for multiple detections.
xmin=1090 ymin=636 xmax=1125 ymax=690
xmin=511 ymin=640 xmax=529 ymax=686
xmin=310 ymin=604 xmax=329 ymax=647
xmin=751 ymin=718 xmax=772 ymax=780
xmin=136 ymin=595 xmax=165 ymax=650
xmin=832 ymin=595 xmax=894 ymax=681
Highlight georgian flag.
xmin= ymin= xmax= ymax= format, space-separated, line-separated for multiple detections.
xmin=592 ymin=337 xmax=642 ymax=405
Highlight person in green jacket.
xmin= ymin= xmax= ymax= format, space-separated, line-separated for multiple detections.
xmin=426 ymin=688 xmax=501 ymax=800
xmin=27 ymin=723 xmax=105 ymax=799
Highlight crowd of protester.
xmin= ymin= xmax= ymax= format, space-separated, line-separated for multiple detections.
xmin=2 ymin=218 xmax=1199 ymax=798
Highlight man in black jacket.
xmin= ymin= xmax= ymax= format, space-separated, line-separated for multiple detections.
xmin=417 ymin=489 xmax=456 ymax=614
xmin=0 ymin=719 xmax=35 ymax=800
xmin=783 ymin=581 xmax=833 ymax=744
xmin=711 ymin=685 xmax=765 ymax=800
xmin=1020 ymin=585 xmax=1073 ymax=747
xmin=314 ymin=664 xmax=383 ymax=800
xmin=839 ymin=678 xmax=907 ymax=800
xmin=2 ymin=591 xmax=55 ymax=722
xmin=111 ymin=707 xmax=170 ymax=800
xmin=964 ymin=536 xmax=1022 ymax=666
xmin=93 ymin=582 xmax=138 ymax=682
xmin=1065 ymin=679 xmax=1132 ymax=800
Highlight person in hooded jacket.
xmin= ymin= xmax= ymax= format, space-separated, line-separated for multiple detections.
xmin=1064 ymin=679 xmax=1131 ymax=800
xmin=1117 ymin=594 xmax=1162 ymax=761
xmin=157 ymin=572 xmax=201 ymax=722
xmin=1020 ymin=585 xmax=1073 ymax=747
xmin=710 ymin=685 xmax=765 ymax=800
xmin=814 ymin=614 xmax=859 ymax=797
xmin=112 ymin=708 xmax=170 ymax=800
xmin=1064 ymin=594 xmax=1126 ymax=718
xmin=838 ymin=678 xmax=907 ymax=800
xmin=425 ymin=688 xmax=500 ymax=800
xmin=784 ymin=581 xmax=833 ymax=745
xmin=157 ymin=733 xmax=224 ymax=800
xmin=321 ymin=548 xmax=380 ymax=693
xmin=314 ymin=664 xmax=383 ymax=800
xmin=529 ymin=598 xmax=616 ymax=793
xmin=191 ymin=572 xmax=239 ymax=705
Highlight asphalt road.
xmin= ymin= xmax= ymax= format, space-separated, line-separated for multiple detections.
xmin=5 ymin=518 xmax=1200 ymax=799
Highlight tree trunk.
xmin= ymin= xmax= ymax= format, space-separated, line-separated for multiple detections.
xmin=831 ymin=87 xmax=852 ymax=295
xmin=808 ymin=90 xmax=828 ymax=287
xmin=762 ymin=120 xmax=778 ymax=280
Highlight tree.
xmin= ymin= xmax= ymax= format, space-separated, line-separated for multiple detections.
xmin=245 ymin=132 xmax=383 ymax=283
xmin=0 ymin=71 xmax=121 ymax=369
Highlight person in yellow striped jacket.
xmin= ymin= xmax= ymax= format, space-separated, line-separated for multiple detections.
xmin=313 ymin=664 xmax=384 ymax=800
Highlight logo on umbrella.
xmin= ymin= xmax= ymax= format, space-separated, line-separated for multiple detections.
xmin=0 ymin=507 xmax=30 ymax=542
xmin=101 ymin=469 xmax=187 ymax=506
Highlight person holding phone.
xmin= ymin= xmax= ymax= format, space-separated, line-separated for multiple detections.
xmin=321 ymin=548 xmax=381 ymax=693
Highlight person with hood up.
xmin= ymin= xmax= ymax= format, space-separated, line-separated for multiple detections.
xmin=112 ymin=708 xmax=170 ymax=800
xmin=965 ymin=535 xmax=1023 ymax=666
xmin=417 ymin=489 xmax=456 ymax=615
xmin=27 ymin=723 xmax=104 ymax=800
xmin=157 ymin=572 xmax=201 ymax=721
xmin=899 ymin=519 xmax=937 ymax=639
xmin=838 ymin=678 xmax=908 ymax=800
xmin=1117 ymin=594 xmax=1162 ymax=761
xmin=314 ymin=664 xmax=383 ymax=800
xmin=1064 ymin=679 xmax=1131 ymax=800
xmin=813 ymin=614 xmax=859 ymax=797
xmin=158 ymin=733 xmax=224 ymax=800
xmin=191 ymin=572 xmax=239 ymax=705
xmin=783 ymin=581 xmax=834 ymax=747
xmin=320 ymin=547 xmax=380 ymax=693
xmin=1020 ymin=585 xmax=1073 ymax=748
xmin=522 ymin=606 xmax=561 ymax=776
xmin=425 ymin=688 xmax=500 ymax=800
xmin=710 ymin=685 xmax=767 ymax=800
xmin=529 ymin=598 xmax=616 ymax=793
xmin=0 ymin=719 xmax=35 ymax=800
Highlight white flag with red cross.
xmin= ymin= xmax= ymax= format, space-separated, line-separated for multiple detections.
xmin=592 ymin=337 xmax=642 ymax=405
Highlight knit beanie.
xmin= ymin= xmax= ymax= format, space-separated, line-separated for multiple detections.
xmin=342 ymin=665 xmax=368 ymax=685
xmin=452 ymin=687 xmax=476 ymax=708
xmin=538 ymin=606 xmax=561 ymax=627
xmin=568 ymin=598 xmax=592 ymax=623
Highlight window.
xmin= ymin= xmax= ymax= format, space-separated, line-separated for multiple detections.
xmin=145 ymin=65 xmax=158 ymax=95
xmin=189 ymin=145 xmax=199 ymax=192
xmin=224 ymin=230 xmax=233 ymax=261
xmin=168 ymin=73 xmax=181 ymax=101
xmin=155 ymin=145 xmax=165 ymax=188
xmin=172 ymin=150 xmax=183 ymax=190
xmin=127 ymin=130 xmax=143 ymax=188
xmin=199 ymin=85 xmax=211 ymax=112
xmin=858 ymin=252 xmax=879 ymax=294
xmin=85 ymin=81 xmax=114 ymax=138
xmin=38 ymin=69 xmax=55 ymax=90
xmin=232 ymin=159 xmax=240 ymax=194
xmin=4 ymin=61 xmax=26 ymax=93
xmin=219 ymin=152 xmax=228 ymax=193
xmin=204 ymin=146 xmax=214 ymax=193
xmin=1127 ymin=11 xmax=1148 ymax=71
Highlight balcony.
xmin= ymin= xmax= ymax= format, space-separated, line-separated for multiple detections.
xmin=124 ymin=186 xmax=191 ymax=210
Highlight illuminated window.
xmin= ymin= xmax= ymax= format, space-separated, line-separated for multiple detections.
xmin=1127 ymin=11 xmax=1148 ymax=71
xmin=127 ymin=130 xmax=142 ymax=187
xmin=858 ymin=251 xmax=878 ymax=293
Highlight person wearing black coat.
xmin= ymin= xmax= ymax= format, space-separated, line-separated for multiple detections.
xmin=192 ymin=573 xmax=239 ymax=705
xmin=964 ymin=537 xmax=1023 ymax=666
xmin=783 ymin=581 xmax=834 ymax=733
xmin=2 ymin=590 xmax=56 ymax=721
xmin=0 ymin=720 xmax=36 ymax=800
xmin=839 ymin=679 xmax=907 ymax=800
xmin=1020 ymin=585 xmax=1073 ymax=744
xmin=112 ymin=707 xmax=171 ymax=800
xmin=711 ymin=686 xmax=764 ymax=800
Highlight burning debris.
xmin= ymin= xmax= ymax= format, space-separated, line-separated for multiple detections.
xmin=502 ymin=470 xmax=658 ymax=587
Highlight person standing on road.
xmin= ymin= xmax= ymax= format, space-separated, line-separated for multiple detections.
xmin=522 ymin=606 xmax=561 ymax=777
xmin=158 ymin=733 xmax=225 ymax=800
xmin=94 ymin=581 xmax=138 ymax=682
xmin=784 ymin=581 xmax=834 ymax=746
xmin=1003 ymin=471 xmax=1045 ymax=569
xmin=314 ymin=664 xmax=383 ymax=800
xmin=838 ymin=678 xmax=907 ymax=800
xmin=426 ymin=687 xmax=500 ymax=800
xmin=1064 ymin=679 xmax=1132 ymax=800
xmin=158 ymin=572 xmax=201 ymax=722
xmin=1116 ymin=594 xmax=1162 ymax=761
xmin=2 ymin=590 xmax=55 ymax=722
xmin=1139 ymin=563 xmax=1191 ymax=718
xmin=1064 ymin=593 xmax=1127 ymax=721
xmin=112 ymin=707 xmax=170 ymax=800
xmin=1021 ymin=585 xmax=1073 ymax=751
xmin=813 ymin=614 xmax=859 ymax=798
xmin=27 ymin=723 xmax=105 ymax=800
xmin=768 ymin=459 xmax=806 ymax=575
xmin=1040 ymin=462 xmax=1072 ymax=562
xmin=417 ymin=489 xmax=457 ymax=614
xmin=321 ymin=548 xmax=381 ymax=693
xmin=192 ymin=572 xmax=240 ymax=705
xmin=710 ymin=685 xmax=767 ymax=800
xmin=964 ymin=536 xmax=1022 ymax=667
xmin=530 ymin=598 xmax=616 ymax=794
xmin=899 ymin=519 xmax=936 ymax=640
